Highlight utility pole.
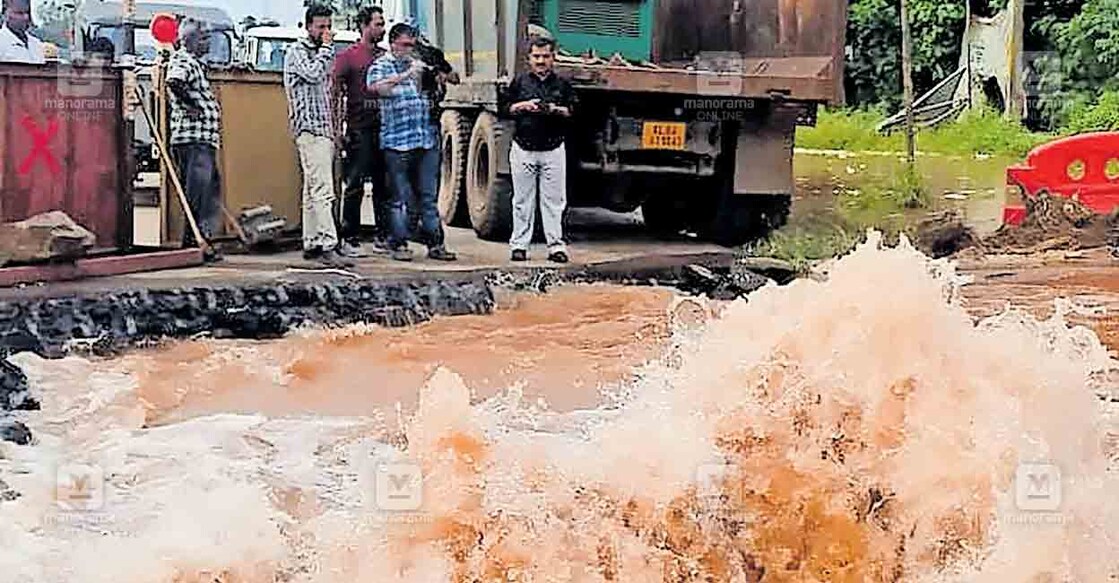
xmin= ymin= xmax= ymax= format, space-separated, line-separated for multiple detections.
xmin=122 ymin=0 xmax=138 ymax=249
xmin=900 ymin=0 xmax=915 ymax=165
xmin=1005 ymin=0 xmax=1026 ymax=120
xmin=964 ymin=0 xmax=972 ymax=109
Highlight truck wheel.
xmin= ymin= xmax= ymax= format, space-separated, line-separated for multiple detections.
xmin=438 ymin=110 xmax=472 ymax=226
xmin=641 ymin=195 xmax=689 ymax=236
xmin=707 ymin=192 xmax=791 ymax=247
xmin=466 ymin=112 xmax=513 ymax=241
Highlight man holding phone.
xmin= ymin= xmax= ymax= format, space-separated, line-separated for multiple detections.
xmin=503 ymin=37 xmax=577 ymax=263
xmin=367 ymin=23 xmax=457 ymax=263
xmin=284 ymin=3 xmax=352 ymax=267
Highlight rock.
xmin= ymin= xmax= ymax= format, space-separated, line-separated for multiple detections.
xmin=681 ymin=264 xmax=774 ymax=301
xmin=736 ymin=257 xmax=798 ymax=285
xmin=0 ymin=350 xmax=38 ymax=412
xmin=0 ymin=478 xmax=20 ymax=502
xmin=0 ymin=211 xmax=97 ymax=266
xmin=0 ymin=418 xmax=31 ymax=445
xmin=0 ymin=279 xmax=495 ymax=358
xmin=728 ymin=262 xmax=774 ymax=293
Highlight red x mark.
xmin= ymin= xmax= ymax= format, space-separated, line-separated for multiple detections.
xmin=19 ymin=115 xmax=61 ymax=175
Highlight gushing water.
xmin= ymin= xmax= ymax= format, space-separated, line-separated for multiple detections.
xmin=1 ymin=232 xmax=1116 ymax=582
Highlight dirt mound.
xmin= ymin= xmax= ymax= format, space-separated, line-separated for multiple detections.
xmin=915 ymin=210 xmax=982 ymax=259
xmin=980 ymin=191 xmax=1116 ymax=254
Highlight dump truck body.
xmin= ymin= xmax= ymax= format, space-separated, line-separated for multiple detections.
xmin=419 ymin=0 xmax=847 ymax=245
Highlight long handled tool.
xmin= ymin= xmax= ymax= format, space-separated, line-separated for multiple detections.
xmin=220 ymin=204 xmax=250 ymax=245
xmin=132 ymin=85 xmax=212 ymax=256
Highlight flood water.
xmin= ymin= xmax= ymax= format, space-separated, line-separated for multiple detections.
xmin=2 ymin=231 xmax=1117 ymax=581
xmin=793 ymin=151 xmax=1013 ymax=237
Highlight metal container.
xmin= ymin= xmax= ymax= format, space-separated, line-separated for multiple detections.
xmin=0 ymin=63 xmax=130 ymax=251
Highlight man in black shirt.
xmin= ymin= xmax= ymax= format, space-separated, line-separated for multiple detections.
xmin=502 ymin=36 xmax=577 ymax=263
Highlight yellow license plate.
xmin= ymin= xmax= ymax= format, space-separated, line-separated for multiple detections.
xmin=641 ymin=121 xmax=686 ymax=150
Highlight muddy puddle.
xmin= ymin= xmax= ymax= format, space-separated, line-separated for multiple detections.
xmin=2 ymin=232 xmax=1117 ymax=582
xmin=792 ymin=151 xmax=1013 ymax=237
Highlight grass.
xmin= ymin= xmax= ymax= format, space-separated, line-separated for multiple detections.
xmin=761 ymin=105 xmax=1052 ymax=270
xmin=796 ymin=107 xmax=1051 ymax=158
xmin=747 ymin=171 xmax=925 ymax=272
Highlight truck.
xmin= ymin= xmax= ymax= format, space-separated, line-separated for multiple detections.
xmin=73 ymin=1 xmax=238 ymax=66
xmin=417 ymin=0 xmax=847 ymax=246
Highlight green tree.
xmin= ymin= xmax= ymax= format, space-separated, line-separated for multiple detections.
xmin=843 ymin=0 xmax=965 ymax=110
xmin=1029 ymin=0 xmax=1119 ymax=127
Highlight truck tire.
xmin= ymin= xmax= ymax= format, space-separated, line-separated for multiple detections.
xmin=438 ymin=110 xmax=472 ymax=226
xmin=641 ymin=195 xmax=689 ymax=236
xmin=707 ymin=191 xmax=791 ymax=247
xmin=466 ymin=112 xmax=514 ymax=241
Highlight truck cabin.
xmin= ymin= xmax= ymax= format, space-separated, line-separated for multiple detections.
xmin=76 ymin=1 xmax=237 ymax=66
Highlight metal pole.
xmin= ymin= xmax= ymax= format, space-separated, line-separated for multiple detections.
xmin=900 ymin=0 xmax=915 ymax=165
xmin=121 ymin=0 xmax=138 ymax=250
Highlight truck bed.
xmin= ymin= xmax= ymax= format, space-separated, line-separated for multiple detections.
xmin=424 ymin=0 xmax=847 ymax=106
xmin=553 ymin=53 xmax=838 ymax=102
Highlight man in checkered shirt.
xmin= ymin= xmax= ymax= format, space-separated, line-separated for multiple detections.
xmin=283 ymin=3 xmax=353 ymax=268
xmin=367 ymin=23 xmax=457 ymax=262
xmin=166 ymin=19 xmax=222 ymax=262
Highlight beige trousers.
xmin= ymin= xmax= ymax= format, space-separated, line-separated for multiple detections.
xmin=296 ymin=133 xmax=339 ymax=251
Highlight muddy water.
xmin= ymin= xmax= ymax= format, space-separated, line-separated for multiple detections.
xmin=2 ymin=234 xmax=1118 ymax=582
xmin=131 ymin=285 xmax=677 ymax=426
xmin=793 ymin=152 xmax=1013 ymax=236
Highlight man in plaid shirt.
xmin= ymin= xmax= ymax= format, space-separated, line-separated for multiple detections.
xmin=283 ymin=3 xmax=353 ymax=268
xmin=367 ymin=23 xmax=457 ymax=262
xmin=166 ymin=19 xmax=222 ymax=262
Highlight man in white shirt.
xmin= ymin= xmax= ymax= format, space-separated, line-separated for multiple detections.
xmin=0 ymin=0 xmax=45 ymax=64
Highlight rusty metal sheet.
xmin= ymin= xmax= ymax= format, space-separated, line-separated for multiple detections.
xmin=652 ymin=0 xmax=847 ymax=103
xmin=0 ymin=63 xmax=128 ymax=250
xmin=161 ymin=70 xmax=303 ymax=244
xmin=555 ymin=57 xmax=836 ymax=101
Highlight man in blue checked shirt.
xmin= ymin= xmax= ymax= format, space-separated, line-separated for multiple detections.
xmin=366 ymin=23 xmax=457 ymax=262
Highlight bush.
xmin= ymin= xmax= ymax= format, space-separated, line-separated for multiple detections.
xmin=796 ymin=107 xmax=1049 ymax=158
xmin=796 ymin=108 xmax=903 ymax=152
xmin=1061 ymin=90 xmax=1119 ymax=133
xmin=918 ymin=107 xmax=1050 ymax=157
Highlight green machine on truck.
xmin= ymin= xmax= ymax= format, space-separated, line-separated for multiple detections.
xmin=421 ymin=0 xmax=847 ymax=246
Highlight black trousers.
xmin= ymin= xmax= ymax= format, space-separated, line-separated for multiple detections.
xmin=339 ymin=126 xmax=390 ymax=242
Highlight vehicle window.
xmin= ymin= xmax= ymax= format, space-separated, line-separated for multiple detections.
xmin=255 ymin=40 xmax=289 ymax=72
xmin=205 ymin=32 xmax=232 ymax=66
xmin=92 ymin=26 xmax=231 ymax=65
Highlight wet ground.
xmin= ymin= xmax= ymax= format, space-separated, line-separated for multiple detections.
xmin=791 ymin=150 xmax=1013 ymax=237
xmin=4 ymin=151 xmax=1119 ymax=581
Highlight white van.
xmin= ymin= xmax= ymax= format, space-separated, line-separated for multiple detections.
xmin=239 ymin=26 xmax=361 ymax=72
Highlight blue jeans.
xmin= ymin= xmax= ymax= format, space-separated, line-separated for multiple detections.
xmin=385 ymin=147 xmax=444 ymax=250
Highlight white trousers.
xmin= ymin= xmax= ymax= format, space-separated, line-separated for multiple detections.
xmin=509 ymin=142 xmax=567 ymax=252
xmin=296 ymin=133 xmax=339 ymax=251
